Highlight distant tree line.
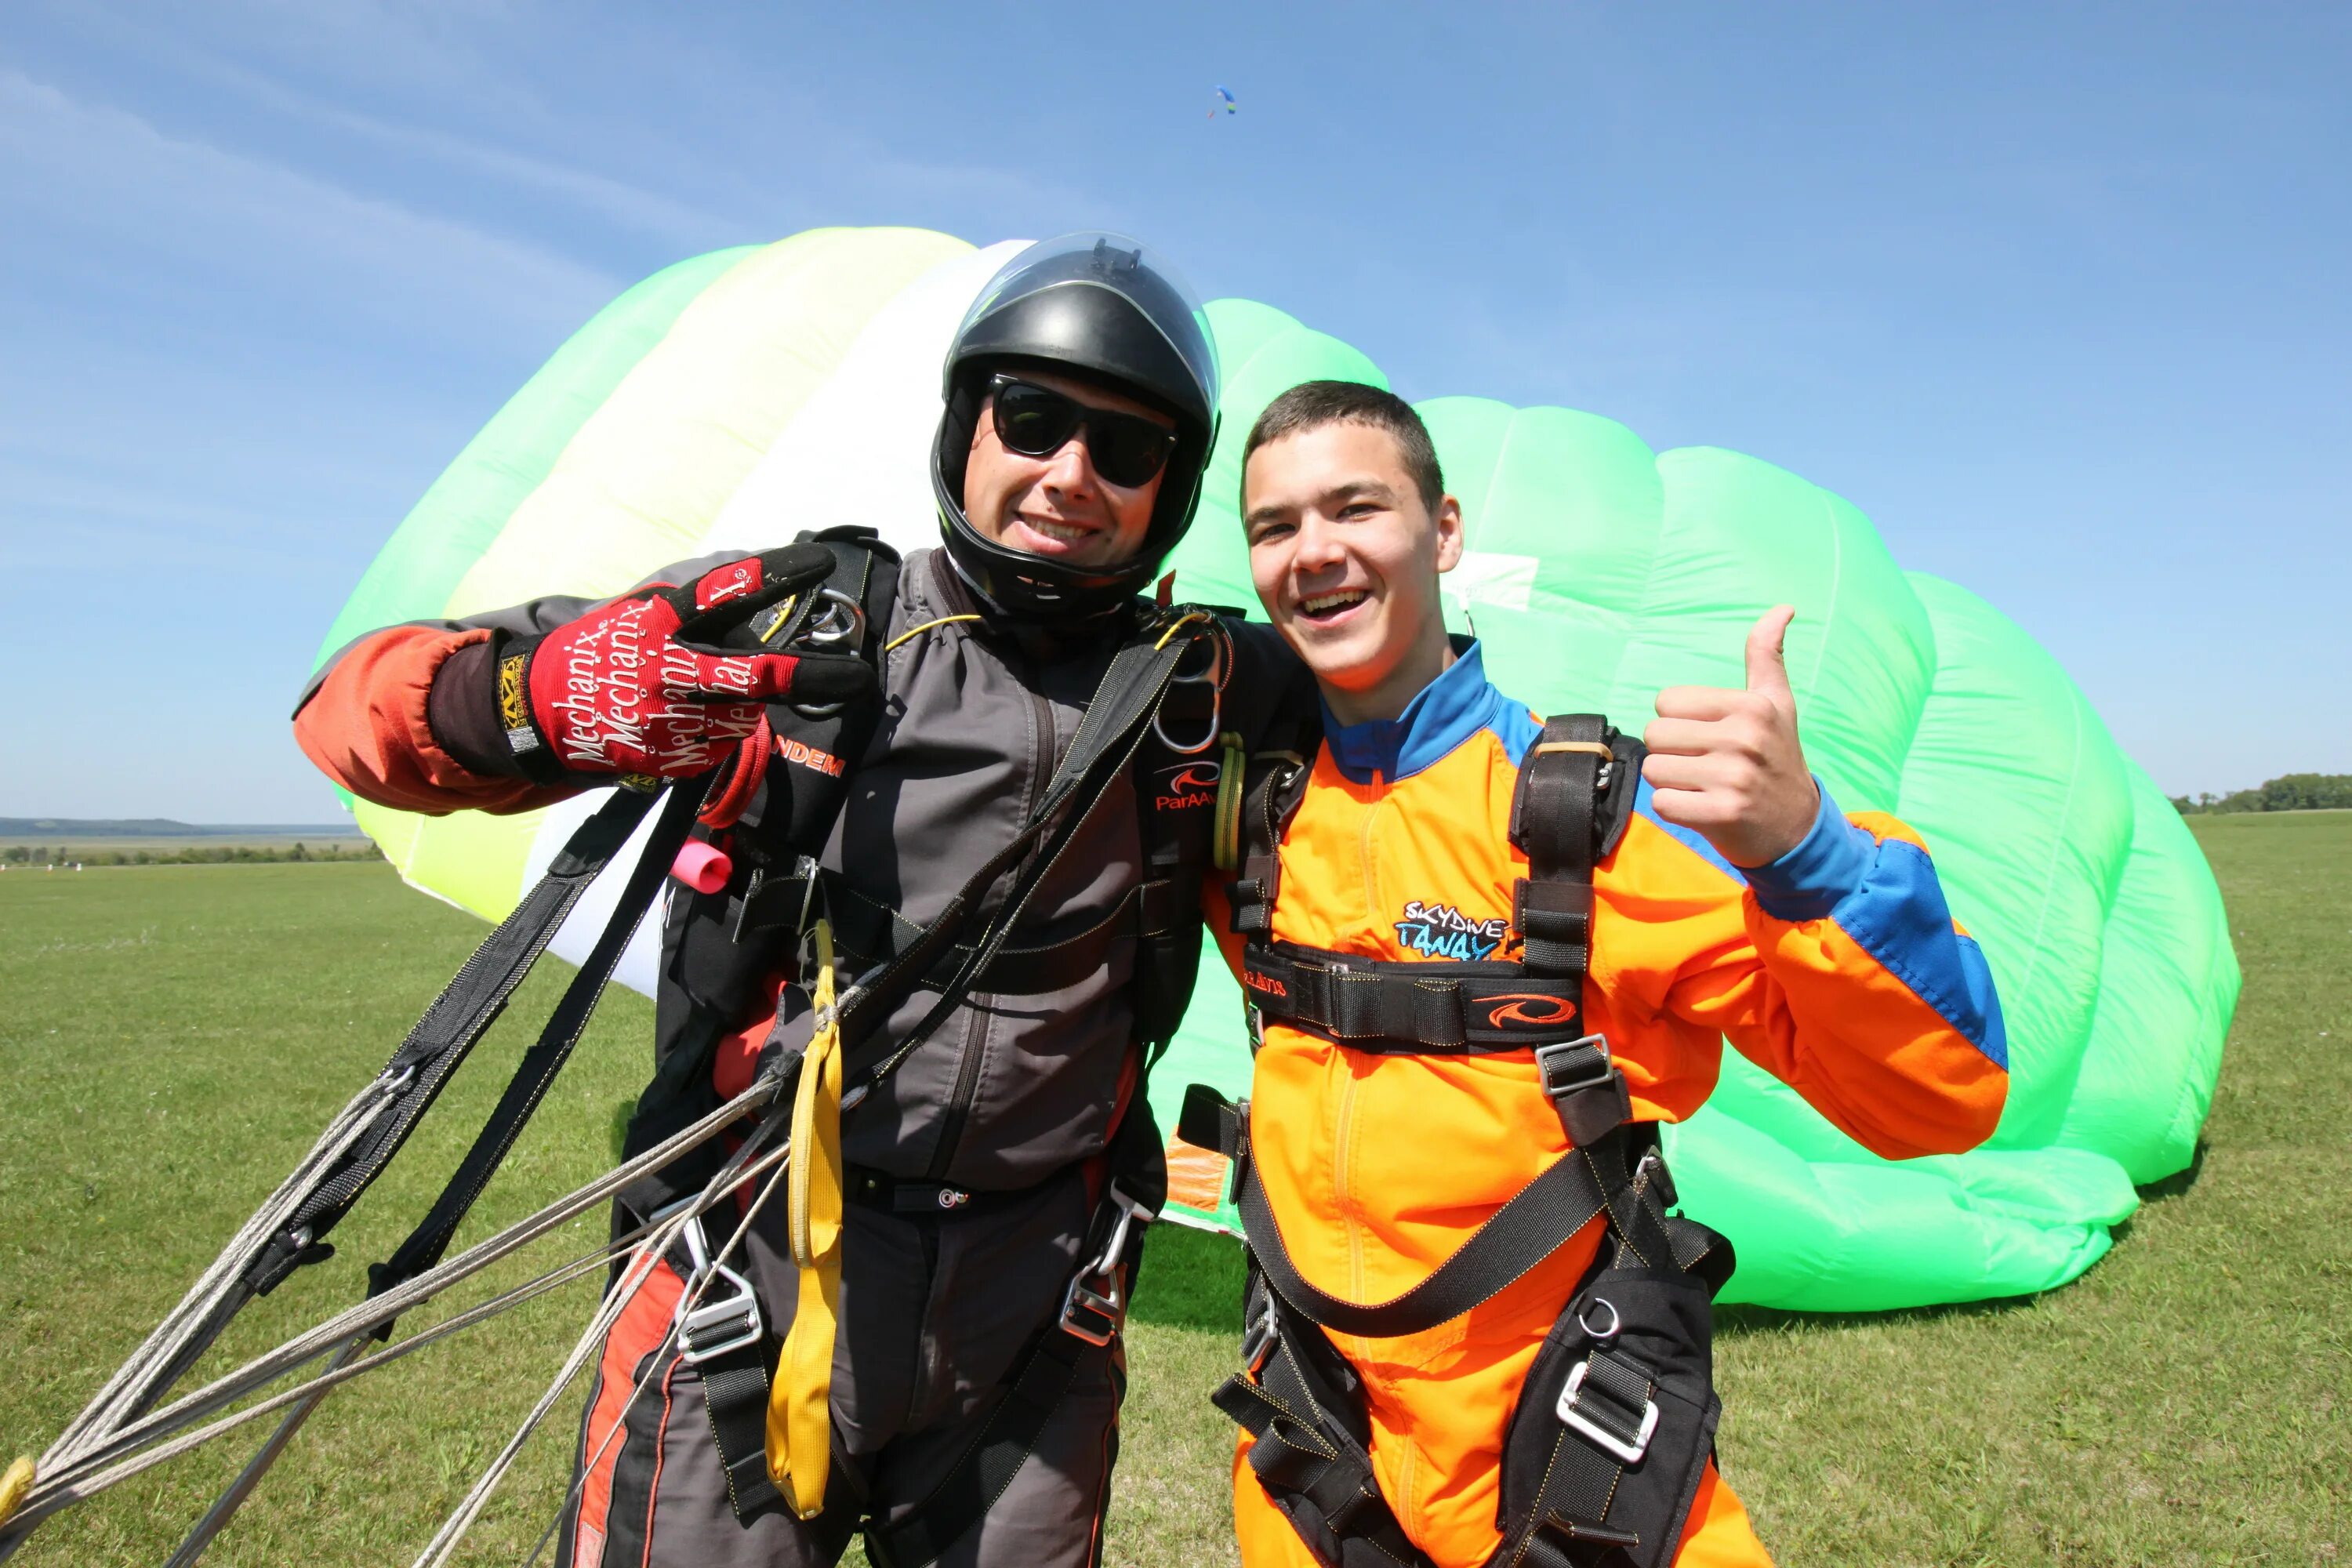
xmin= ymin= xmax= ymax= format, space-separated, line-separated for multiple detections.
xmin=2170 ymin=773 xmax=2352 ymax=815
xmin=0 ymin=842 xmax=387 ymax=866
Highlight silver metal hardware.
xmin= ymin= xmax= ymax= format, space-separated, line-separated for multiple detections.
xmin=1151 ymin=626 xmax=1227 ymax=755
xmin=1534 ymin=1033 xmax=1614 ymax=1097
xmin=1241 ymin=1300 xmax=1279 ymax=1378
xmin=655 ymin=1205 xmax=764 ymax=1364
xmin=1058 ymin=1185 xmax=1157 ymax=1345
xmin=1556 ymin=1358 xmax=1658 ymax=1465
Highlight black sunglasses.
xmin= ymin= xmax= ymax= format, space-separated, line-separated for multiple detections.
xmin=988 ymin=375 xmax=1179 ymax=488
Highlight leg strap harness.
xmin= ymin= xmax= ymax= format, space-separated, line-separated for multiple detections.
xmin=1190 ymin=715 xmax=1738 ymax=1568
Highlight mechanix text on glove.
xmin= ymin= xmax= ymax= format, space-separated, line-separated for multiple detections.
xmin=500 ymin=547 xmax=875 ymax=782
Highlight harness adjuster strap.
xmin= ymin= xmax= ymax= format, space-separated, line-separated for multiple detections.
xmin=1534 ymin=1034 xmax=1613 ymax=1097
xmin=1555 ymin=1350 xmax=1661 ymax=1465
xmin=1537 ymin=1034 xmax=1632 ymax=1147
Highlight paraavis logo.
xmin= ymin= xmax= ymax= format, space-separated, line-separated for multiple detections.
xmin=1155 ymin=760 xmax=1218 ymax=811
xmin=1393 ymin=900 xmax=1509 ymax=961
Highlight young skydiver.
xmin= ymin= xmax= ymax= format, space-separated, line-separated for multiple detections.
xmin=1200 ymin=382 xmax=2009 ymax=1567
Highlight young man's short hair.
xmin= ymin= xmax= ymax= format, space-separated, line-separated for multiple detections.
xmin=1242 ymin=380 xmax=1446 ymax=517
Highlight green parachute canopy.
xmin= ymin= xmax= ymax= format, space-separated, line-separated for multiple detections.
xmin=316 ymin=227 xmax=2237 ymax=1311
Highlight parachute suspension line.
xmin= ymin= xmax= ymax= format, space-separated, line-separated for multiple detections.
xmin=161 ymin=1336 xmax=370 ymax=1568
xmin=0 ymin=784 xmax=696 ymax=1564
xmin=0 ymin=1224 xmax=630 ymax=1547
xmin=413 ymin=1111 xmax=798 ymax=1568
xmin=0 ymin=1074 xmax=785 ymax=1555
xmin=15 ymin=782 xmax=669 ymax=1541
xmin=48 ymin=1069 xmax=406 ymax=1464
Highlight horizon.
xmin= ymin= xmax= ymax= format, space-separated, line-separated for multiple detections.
xmin=3 ymin=3 xmax=2346 ymax=817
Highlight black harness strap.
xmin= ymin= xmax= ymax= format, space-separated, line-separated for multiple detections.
xmin=1223 ymin=741 xmax=1313 ymax=939
xmin=368 ymin=778 xmax=710 ymax=1304
xmin=1240 ymin=946 xmax=1595 ymax=1054
xmin=253 ymin=784 xmax=665 ymax=1295
xmin=1509 ymin=715 xmax=1610 ymax=979
xmin=702 ymin=1346 xmax=788 ymax=1517
xmin=1212 ymin=1294 xmax=1436 ymax=1568
xmin=1238 ymin=1121 xmax=1615 ymax=1341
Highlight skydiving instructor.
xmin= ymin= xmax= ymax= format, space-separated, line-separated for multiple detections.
xmin=296 ymin=234 xmax=1294 ymax=1566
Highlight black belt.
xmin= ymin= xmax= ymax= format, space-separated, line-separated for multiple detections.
xmin=737 ymin=869 xmax=1179 ymax=996
xmin=1242 ymin=942 xmax=1586 ymax=1053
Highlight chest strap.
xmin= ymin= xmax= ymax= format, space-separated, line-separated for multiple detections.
xmin=1240 ymin=943 xmax=1585 ymax=1054
xmin=1228 ymin=713 xmax=1643 ymax=1050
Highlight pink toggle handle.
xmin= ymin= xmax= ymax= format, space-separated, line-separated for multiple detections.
xmin=670 ymin=839 xmax=733 ymax=895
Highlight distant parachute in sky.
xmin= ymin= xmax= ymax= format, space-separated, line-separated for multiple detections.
xmin=1211 ymin=85 xmax=1237 ymax=117
xmin=314 ymin=226 xmax=2236 ymax=1312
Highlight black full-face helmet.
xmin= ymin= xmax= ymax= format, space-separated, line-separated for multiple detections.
xmin=933 ymin=233 xmax=1221 ymax=620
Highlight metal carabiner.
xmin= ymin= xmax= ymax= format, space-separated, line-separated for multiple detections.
xmin=802 ymin=589 xmax=866 ymax=647
xmin=788 ymin=588 xmax=870 ymax=720
xmin=1151 ymin=622 xmax=1229 ymax=756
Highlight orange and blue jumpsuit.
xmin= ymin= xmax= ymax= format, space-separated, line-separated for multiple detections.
xmin=1218 ymin=644 xmax=2008 ymax=1568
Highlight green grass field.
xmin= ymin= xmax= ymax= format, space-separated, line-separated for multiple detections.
xmin=1 ymin=816 xmax=2344 ymax=1566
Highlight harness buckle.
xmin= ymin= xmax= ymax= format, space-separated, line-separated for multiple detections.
xmin=655 ymin=1203 xmax=765 ymax=1364
xmin=1556 ymin=1356 xmax=1659 ymax=1465
xmin=1059 ymin=1185 xmax=1156 ymax=1346
xmin=1534 ymin=1033 xmax=1613 ymax=1096
xmin=1536 ymin=1033 xmax=1632 ymax=1146
xmin=1240 ymin=1298 xmax=1280 ymax=1379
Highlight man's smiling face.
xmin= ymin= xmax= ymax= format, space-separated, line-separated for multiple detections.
xmin=1242 ymin=419 xmax=1463 ymax=721
xmin=961 ymin=366 xmax=1171 ymax=570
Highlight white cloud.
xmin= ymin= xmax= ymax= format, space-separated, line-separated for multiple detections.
xmin=104 ymin=35 xmax=743 ymax=248
xmin=0 ymin=68 xmax=623 ymax=347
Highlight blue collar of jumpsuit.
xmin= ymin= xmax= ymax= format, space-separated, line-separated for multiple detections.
xmin=1322 ymin=640 xmax=1502 ymax=785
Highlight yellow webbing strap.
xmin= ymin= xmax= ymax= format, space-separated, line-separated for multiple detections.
xmin=0 ymin=1454 xmax=32 ymax=1530
xmin=767 ymin=920 xmax=844 ymax=1519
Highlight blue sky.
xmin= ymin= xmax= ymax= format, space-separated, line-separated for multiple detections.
xmin=2 ymin=2 xmax=2344 ymax=820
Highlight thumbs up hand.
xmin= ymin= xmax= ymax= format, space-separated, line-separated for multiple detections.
xmin=1640 ymin=606 xmax=1820 ymax=869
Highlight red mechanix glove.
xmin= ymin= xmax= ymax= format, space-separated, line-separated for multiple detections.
xmin=497 ymin=546 xmax=874 ymax=782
